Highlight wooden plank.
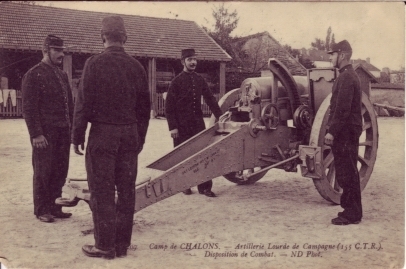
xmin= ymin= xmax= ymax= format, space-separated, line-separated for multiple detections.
xmin=152 ymin=58 xmax=157 ymax=118
xmin=147 ymin=58 xmax=158 ymax=118
xmin=156 ymin=93 xmax=165 ymax=116
xmin=63 ymin=54 xmax=73 ymax=89
xmin=219 ymin=62 xmax=226 ymax=98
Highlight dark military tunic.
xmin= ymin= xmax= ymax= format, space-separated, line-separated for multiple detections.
xmin=22 ymin=61 xmax=73 ymax=217
xmin=165 ymin=71 xmax=222 ymax=137
xmin=328 ymin=64 xmax=362 ymax=137
xmin=165 ymin=71 xmax=222 ymax=192
xmin=72 ymin=46 xmax=150 ymax=251
xmin=328 ymin=64 xmax=363 ymax=222
xmin=72 ymin=46 xmax=150 ymax=145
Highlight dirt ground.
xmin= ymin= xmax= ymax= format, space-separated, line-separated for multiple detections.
xmin=0 ymin=116 xmax=404 ymax=269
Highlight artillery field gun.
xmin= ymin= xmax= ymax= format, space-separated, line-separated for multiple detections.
xmin=57 ymin=58 xmax=378 ymax=212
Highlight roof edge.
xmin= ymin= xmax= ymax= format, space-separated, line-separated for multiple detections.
xmin=262 ymin=31 xmax=307 ymax=72
xmin=353 ymin=63 xmax=378 ymax=83
xmin=0 ymin=45 xmax=228 ymax=62
xmin=195 ymin=22 xmax=232 ymax=61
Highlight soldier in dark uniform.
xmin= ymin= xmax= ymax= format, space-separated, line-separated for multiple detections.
xmin=72 ymin=16 xmax=150 ymax=259
xmin=325 ymin=40 xmax=363 ymax=225
xmin=22 ymin=35 xmax=74 ymax=223
xmin=165 ymin=49 xmax=223 ymax=197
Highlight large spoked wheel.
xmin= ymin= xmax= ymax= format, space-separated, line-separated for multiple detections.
xmin=309 ymin=93 xmax=378 ymax=204
xmin=209 ymin=88 xmax=268 ymax=185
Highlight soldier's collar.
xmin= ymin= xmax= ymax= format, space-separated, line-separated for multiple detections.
xmin=105 ymin=46 xmax=125 ymax=52
xmin=339 ymin=64 xmax=353 ymax=73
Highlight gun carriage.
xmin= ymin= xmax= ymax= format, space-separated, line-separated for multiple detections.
xmin=57 ymin=58 xmax=378 ymax=210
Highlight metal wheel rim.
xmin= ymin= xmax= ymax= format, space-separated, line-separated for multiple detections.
xmin=310 ymin=93 xmax=378 ymax=204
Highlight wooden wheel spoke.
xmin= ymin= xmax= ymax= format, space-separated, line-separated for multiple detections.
xmin=361 ymin=106 xmax=367 ymax=115
xmin=358 ymin=155 xmax=370 ymax=167
xmin=323 ymin=145 xmax=331 ymax=150
xmin=332 ymin=177 xmax=341 ymax=191
xmin=362 ymin=121 xmax=372 ymax=131
xmin=359 ymin=140 xmax=373 ymax=147
xmin=327 ymin=168 xmax=335 ymax=186
xmin=330 ymin=176 xmax=336 ymax=188
xmin=323 ymin=152 xmax=334 ymax=168
xmin=326 ymin=165 xmax=341 ymax=191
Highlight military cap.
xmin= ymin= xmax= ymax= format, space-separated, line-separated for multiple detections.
xmin=181 ymin=49 xmax=196 ymax=59
xmin=101 ymin=16 xmax=127 ymax=35
xmin=327 ymin=40 xmax=352 ymax=54
xmin=43 ymin=35 xmax=65 ymax=49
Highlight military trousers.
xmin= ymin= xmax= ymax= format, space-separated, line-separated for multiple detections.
xmin=32 ymin=125 xmax=70 ymax=216
xmin=174 ymin=124 xmax=212 ymax=192
xmin=331 ymin=126 xmax=363 ymax=222
xmin=85 ymin=122 xmax=140 ymax=251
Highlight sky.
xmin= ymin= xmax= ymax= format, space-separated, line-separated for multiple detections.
xmin=38 ymin=1 xmax=405 ymax=71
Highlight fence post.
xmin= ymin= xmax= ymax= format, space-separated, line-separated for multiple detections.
xmin=219 ymin=62 xmax=226 ymax=98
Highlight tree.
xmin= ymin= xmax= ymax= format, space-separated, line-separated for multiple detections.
xmin=283 ymin=45 xmax=300 ymax=58
xmin=300 ymin=58 xmax=316 ymax=69
xmin=311 ymin=27 xmax=335 ymax=51
xmin=311 ymin=38 xmax=325 ymax=50
xmin=283 ymin=44 xmax=315 ymax=69
xmin=379 ymin=72 xmax=390 ymax=83
xmin=239 ymin=37 xmax=270 ymax=73
xmin=202 ymin=3 xmax=239 ymax=57
xmin=325 ymin=27 xmax=332 ymax=51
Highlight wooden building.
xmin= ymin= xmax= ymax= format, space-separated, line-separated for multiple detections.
xmin=0 ymin=2 xmax=231 ymax=117
xmin=353 ymin=64 xmax=378 ymax=98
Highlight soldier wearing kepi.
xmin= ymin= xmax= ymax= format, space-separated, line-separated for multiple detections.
xmin=72 ymin=16 xmax=150 ymax=259
xmin=22 ymin=35 xmax=74 ymax=223
xmin=165 ymin=48 xmax=223 ymax=197
xmin=325 ymin=40 xmax=363 ymax=225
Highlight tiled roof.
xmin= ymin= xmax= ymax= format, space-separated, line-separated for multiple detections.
xmin=232 ymin=32 xmax=269 ymax=44
xmin=0 ymin=2 xmax=231 ymax=62
xmin=231 ymin=32 xmax=307 ymax=76
xmin=351 ymin=59 xmax=380 ymax=72
xmin=353 ymin=63 xmax=378 ymax=83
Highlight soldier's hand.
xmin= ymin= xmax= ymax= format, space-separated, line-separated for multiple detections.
xmin=74 ymin=143 xmax=85 ymax=155
xmin=170 ymin=129 xmax=179 ymax=139
xmin=32 ymin=135 xmax=48 ymax=149
xmin=324 ymin=133 xmax=334 ymax=146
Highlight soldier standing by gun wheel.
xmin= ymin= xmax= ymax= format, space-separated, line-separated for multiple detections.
xmin=165 ymin=49 xmax=223 ymax=197
xmin=325 ymin=40 xmax=363 ymax=225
